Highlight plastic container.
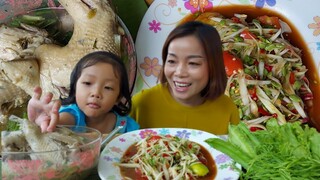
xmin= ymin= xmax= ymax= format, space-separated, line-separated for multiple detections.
xmin=1 ymin=125 xmax=102 ymax=180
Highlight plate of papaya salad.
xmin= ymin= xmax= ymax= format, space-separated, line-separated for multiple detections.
xmin=134 ymin=0 xmax=320 ymax=130
xmin=98 ymin=128 xmax=240 ymax=179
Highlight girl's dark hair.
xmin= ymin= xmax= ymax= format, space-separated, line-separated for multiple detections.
xmin=61 ymin=51 xmax=132 ymax=116
xmin=160 ymin=21 xmax=227 ymax=100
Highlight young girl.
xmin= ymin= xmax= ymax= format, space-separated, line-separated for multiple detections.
xmin=28 ymin=51 xmax=139 ymax=134
xmin=130 ymin=21 xmax=239 ymax=135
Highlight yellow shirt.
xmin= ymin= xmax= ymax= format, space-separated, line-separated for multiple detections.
xmin=130 ymin=84 xmax=240 ymax=135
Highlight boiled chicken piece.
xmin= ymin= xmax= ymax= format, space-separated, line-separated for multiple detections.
xmin=0 ymin=24 xmax=51 ymax=61
xmin=0 ymin=0 xmax=120 ymax=129
xmin=35 ymin=0 xmax=120 ymax=98
xmin=2 ymin=115 xmax=86 ymax=163
xmin=0 ymin=58 xmax=40 ymax=124
xmin=0 ymin=24 xmax=50 ymax=125
xmin=0 ymin=79 xmax=29 ymax=125
xmin=0 ymin=58 xmax=40 ymax=96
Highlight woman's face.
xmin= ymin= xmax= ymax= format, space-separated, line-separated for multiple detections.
xmin=164 ymin=35 xmax=209 ymax=106
xmin=75 ymin=62 xmax=120 ymax=118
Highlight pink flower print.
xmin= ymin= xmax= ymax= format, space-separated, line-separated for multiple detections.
xmin=47 ymin=0 xmax=63 ymax=8
xmin=148 ymin=20 xmax=161 ymax=33
xmin=184 ymin=0 xmax=213 ymax=13
xmin=8 ymin=0 xmax=42 ymax=9
xmin=123 ymin=36 xmax=134 ymax=56
xmin=15 ymin=175 xmax=39 ymax=180
xmin=68 ymin=151 xmax=96 ymax=172
xmin=43 ymin=169 xmax=58 ymax=179
xmin=120 ymin=120 xmax=126 ymax=126
xmin=7 ymin=159 xmax=42 ymax=177
xmin=119 ymin=137 xmax=126 ymax=142
xmin=140 ymin=57 xmax=162 ymax=77
xmin=77 ymin=151 xmax=96 ymax=170
xmin=139 ymin=129 xmax=158 ymax=139
xmin=308 ymin=16 xmax=320 ymax=36
xmin=168 ymin=0 xmax=177 ymax=7
xmin=0 ymin=0 xmax=42 ymax=21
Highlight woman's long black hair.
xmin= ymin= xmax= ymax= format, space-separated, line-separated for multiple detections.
xmin=61 ymin=51 xmax=132 ymax=116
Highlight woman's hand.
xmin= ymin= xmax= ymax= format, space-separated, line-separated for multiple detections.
xmin=27 ymin=86 xmax=61 ymax=132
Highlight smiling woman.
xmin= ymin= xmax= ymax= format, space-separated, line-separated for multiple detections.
xmin=181 ymin=6 xmax=318 ymax=130
xmin=131 ymin=21 xmax=240 ymax=135
xmin=135 ymin=0 xmax=320 ymax=130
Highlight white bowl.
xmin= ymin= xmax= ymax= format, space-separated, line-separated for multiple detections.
xmin=1 ymin=125 xmax=101 ymax=180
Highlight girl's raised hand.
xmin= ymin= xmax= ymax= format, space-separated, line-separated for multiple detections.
xmin=27 ymin=86 xmax=61 ymax=132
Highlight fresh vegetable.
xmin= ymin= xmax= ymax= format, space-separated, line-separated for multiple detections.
xmin=223 ymin=51 xmax=244 ymax=77
xmin=195 ymin=12 xmax=313 ymax=129
xmin=190 ymin=162 xmax=209 ymax=176
xmin=240 ymin=29 xmax=257 ymax=39
xmin=205 ymin=138 xmax=251 ymax=170
xmin=205 ymin=119 xmax=320 ymax=179
xmin=6 ymin=121 xmax=20 ymax=131
xmin=6 ymin=111 xmax=27 ymax=131
xmin=256 ymin=15 xmax=281 ymax=29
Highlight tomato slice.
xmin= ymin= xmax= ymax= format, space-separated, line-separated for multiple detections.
xmin=257 ymin=15 xmax=281 ymax=29
xmin=231 ymin=16 xmax=241 ymax=23
xmin=289 ymin=72 xmax=295 ymax=84
xmin=135 ymin=168 xmax=148 ymax=180
xmin=249 ymin=127 xmax=263 ymax=132
xmin=264 ymin=64 xmax=273 ymax=72
xmin=240 ymin=29 xmax=257 ymax=39
xmin=223 ymin=51 xmax=244 ymax=77
xmin=258 ymin=107 xmax=270 ymax=116
xmin=248 ymin=86 xmax=258 ymax=101
xmin=147 ymin=135 xmax=162 ymax=142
